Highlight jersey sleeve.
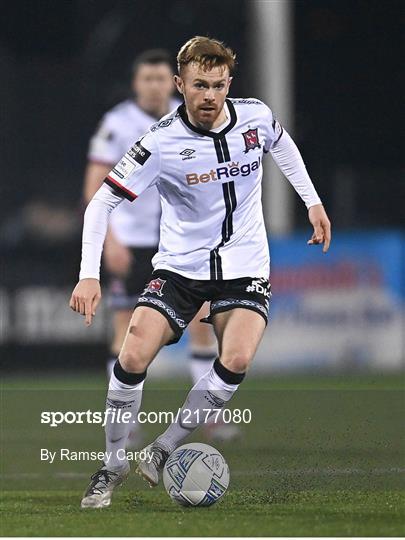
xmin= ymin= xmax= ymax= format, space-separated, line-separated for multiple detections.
xmin=103 ymin=131 xmax=161 ymax=202
xmin=260 ymin=103 xmax=284 ymax=152
xmin=87 ymin=113 xmax=124 ymax=165
xmin=270 ymin=130 xmax=322 ymax=209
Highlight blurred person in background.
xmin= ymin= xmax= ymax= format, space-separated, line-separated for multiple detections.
xmin=84 ymin=49 xmax=236 ymax=445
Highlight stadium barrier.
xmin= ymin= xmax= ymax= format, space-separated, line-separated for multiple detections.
xmin=1 ymin=230 xmax=404 ymax=373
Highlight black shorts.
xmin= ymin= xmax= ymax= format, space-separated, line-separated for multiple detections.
xmin=107 ymin=246 xmax=157 ymax=311
xmin=134 ymin=269 xmax=271 ymax=345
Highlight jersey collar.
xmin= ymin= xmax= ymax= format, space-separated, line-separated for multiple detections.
xmin=178 ymin=99 xmax=237 ymax=139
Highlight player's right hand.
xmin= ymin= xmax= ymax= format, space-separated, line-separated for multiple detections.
xmin=69 ymin=279 xmax=101 ymax=326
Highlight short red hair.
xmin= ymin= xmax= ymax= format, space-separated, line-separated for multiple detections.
xmin=177 ymin=36 xmax=236 ymax=75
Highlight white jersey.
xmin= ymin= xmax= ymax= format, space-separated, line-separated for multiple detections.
xmin=79 ymin=100 xmax=322 ymax=281
xmin=88 ymin=98 xmax=178 ymax=247
xmin=102 ymin=98 xmax=321 ymax=281
xmin=105 ymin=99 xmax=320 ymax=280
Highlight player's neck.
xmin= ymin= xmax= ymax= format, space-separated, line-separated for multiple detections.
xmin=187 ymin=105 xmax=228 ymax=131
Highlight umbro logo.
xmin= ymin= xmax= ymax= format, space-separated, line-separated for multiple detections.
xmin=180 ymin=148 xmax=195 ymax=156
xmin=180 ymin=148 xmax=196 ymax=160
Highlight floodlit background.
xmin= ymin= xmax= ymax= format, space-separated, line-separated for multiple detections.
xmin=1 ymin=3 xmax=404 ymax=536
xmin=1 ymin=0 xmax=404 ymax=375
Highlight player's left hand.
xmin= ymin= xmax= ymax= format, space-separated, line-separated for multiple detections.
xmin=307 ymin=204 xmax=331 ymax=253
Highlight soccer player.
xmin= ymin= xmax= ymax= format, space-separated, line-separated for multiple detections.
xmin=84 ymin=49 xmax=223 ymax=444
xmin=70 ymin=36 xmax=331 ymax=508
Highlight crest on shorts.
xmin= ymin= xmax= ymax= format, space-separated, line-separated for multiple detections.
xmin=144 ymin=278 xmax=166 ymax=297
xmin=242 ymin=128 xmax=261 ymax=153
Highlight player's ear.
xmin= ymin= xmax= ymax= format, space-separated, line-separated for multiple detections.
xmin=174 ymin=75 xmax=184 ymax=95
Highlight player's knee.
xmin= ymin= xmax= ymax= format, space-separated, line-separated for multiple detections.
xmin=118 ymin=347 xmax=149 ymax=373
xmin=220 ymin=352 xmax=252 ymax=374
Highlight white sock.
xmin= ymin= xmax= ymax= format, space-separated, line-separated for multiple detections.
xmin=156 ymin=359 xmax=243 ymax=452
xmin=104 ymin=364 xmax=145 ymax=470
xmin=107 ymin=356 xmax=144 ymax=442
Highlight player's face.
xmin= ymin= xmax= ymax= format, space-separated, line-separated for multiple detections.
xmin=175 ymin=63 xmax=232 ymax=129
xmin=132 ymin=63 xmax=174 ymax=114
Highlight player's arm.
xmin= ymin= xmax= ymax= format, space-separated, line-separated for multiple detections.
xmin=84 ymin=160 xmax=132 ymax=276
xmin=69 ymin=133 xmax=161 ymax=325
xmin=70 ymin=184 xmax=123 ymax=325
xmin=269 ymin=125 xmax=331 ymax=253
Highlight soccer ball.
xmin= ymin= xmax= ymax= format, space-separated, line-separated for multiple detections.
xmin=163 ymin=442 xmax=230 ymax=507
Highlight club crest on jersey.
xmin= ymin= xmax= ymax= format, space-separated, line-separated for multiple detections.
xmin=242 ymin=128 xmax=261 ymax=153
xmin=144 ymin=278 xmax=166 ymax=297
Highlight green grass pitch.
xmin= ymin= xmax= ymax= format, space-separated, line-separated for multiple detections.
xmin=1 ymin=373 xmax=404 ymax=536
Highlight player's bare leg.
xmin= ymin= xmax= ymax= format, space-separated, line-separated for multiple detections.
xmin=118 ymin=306 xmax=174 ymax=372
xmin=81 ymin=307 xmax=174 ymax=508
xmin=212 ymin=309 xmax=266 ymax=372
xmin=137 ymin=308 xmax=266 ymax=486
